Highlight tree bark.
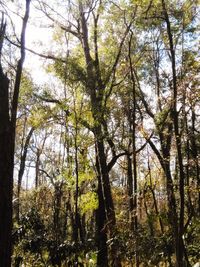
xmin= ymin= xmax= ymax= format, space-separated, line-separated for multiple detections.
xmin=0 ymin=2 xmax=30 ymax=266
xmin=95 ymin=156 xmax=109 ymax=267
xmin=127 ymin=154 xmax=134 ymax=229
xmin=162 ymin=1 xmax=186 ymax=265
xmin=0 ymin=65 xmax=13 ymax=267
xmin=78 ymin=3 xmax=121 ymax=265
xmin=128 ymin=32 xmax=139 ymax=267
xmin=191 ymin=109 xmax=200 ymax=214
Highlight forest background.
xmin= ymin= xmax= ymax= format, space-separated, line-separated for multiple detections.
xmin=0 ymin=0 xmax=199 ymax=266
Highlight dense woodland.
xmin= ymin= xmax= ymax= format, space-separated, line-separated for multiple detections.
xmin=0 ymin=0 xmax=199 ymax=266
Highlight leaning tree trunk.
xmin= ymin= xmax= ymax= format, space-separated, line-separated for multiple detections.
xmin=0 ymin=18 xmax=13 ymax=267
xmin=0 ymin=2 xmax=30 ymax=266
xmin=0 ymin=63 xmax=13 ymax=267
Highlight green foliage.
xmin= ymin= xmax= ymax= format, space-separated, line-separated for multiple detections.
xmin=10 ymin=0 xmax=200 ymax=266
xmin=154 ymin=107 xmax=171 ymax=131
xmin=50 ymin=56 xmax=87 ymax=85
xmin=185 ymin=218 xmax=200 ymax=264
xmin=13 ymin=208 xmax=48 ymax=266
xmin=13 ymin=193 xmax=97 ymax=266
xmin=79 ymin=191 xmax=98 ymax=215
xmin=19 ymin=72 xmax=35 ymax=105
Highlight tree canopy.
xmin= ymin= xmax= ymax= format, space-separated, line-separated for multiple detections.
xmin=0 ymin=0 xmax=199 ymax=266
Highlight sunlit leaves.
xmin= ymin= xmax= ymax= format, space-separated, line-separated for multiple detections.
xmin=79 ymin=191 xmax=98 ymax=215
xmin=28 ymin=106 xmax=51 ymax=128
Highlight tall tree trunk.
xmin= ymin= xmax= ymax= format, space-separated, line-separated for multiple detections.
xmin=147 ymin=133 xmax=181 ymax=267
xmin=53 ymin=183 xmax=63 ymax=244
xmin=95 ymin=138 xmax=121 ymax=266
xmin=0 ymin=2 xmax=30 ymax=266
xmin=164 ymin=160 xmax=182 ymax=267
xmin=95 ymin=156 xmax=108 ymax=267
xmin=191 ymin=109 xmax=200 ymax=215
xmin=74 ymin=121 xmax=79 ymax=246
xmin=0 ymin=65 xmax=13 ymax=267
xmin=143 ymin=189 xmax=154 ymax=236
xmin=35 ymin=148 xmax=40 ymax=188
xmin=127 ymin=154 xmax=134 ymax=230
xmin=162 ymin=1 xmax=186 ymax=265
xmin=0 ymin=18 xmax=12 ymax=267
xmin=128 ymin=32 xmax=139 ymax=267
xmin=78 ymin=3 xmax=120 ymax=265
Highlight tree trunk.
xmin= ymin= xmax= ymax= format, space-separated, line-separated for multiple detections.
xmin=148 ymin=132 xmax=183 ymax=267
xmin=95 ymin=157 xmax=108 ymax=267
xmin=164 ymin=161 xmax=184 ymax=267
xmin=0 ymin=67 xmax=13 ymax=267
xmin=191 ymin=109 xmax=200 ymax=215
xmin=78 ymin=3 xmax=120 ymax=265
xmin=127 ymin=154 xmax=134 ymax=229
xmin=128 ymin=32 xmax=139 ymax=267
xmin=95 ymin=138 xmax=121 ymax=266
xmin=143 ymin=189 xmax=154 ymax=236
xmin=35 ymin=148 xmax=40 ymax=188
xmin=0 ymin=2 xmax=30 ymax=265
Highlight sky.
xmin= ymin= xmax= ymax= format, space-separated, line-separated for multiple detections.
xmin=4 ymin=1 xmax=56 ymax=85
xmin=3 ymin=0 xmax=59 ymax=188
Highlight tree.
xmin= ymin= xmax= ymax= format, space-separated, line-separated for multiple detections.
xmin=2 ymin=0 xmax=198 ymax=266
xmin=0 ymin=1 xmax=31 ymax=266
